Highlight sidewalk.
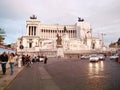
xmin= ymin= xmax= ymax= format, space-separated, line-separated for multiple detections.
xmin=0 ymin=58 xmax=61 ymax=90
xmin=0 ymin=66 xmax=24 ymax=90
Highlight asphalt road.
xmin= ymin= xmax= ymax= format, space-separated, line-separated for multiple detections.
xmin=6 ymin=58 xmax=120 ymax=90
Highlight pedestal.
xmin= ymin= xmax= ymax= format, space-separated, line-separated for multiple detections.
xmin=57 ymin=45 xmax=64 ymax=57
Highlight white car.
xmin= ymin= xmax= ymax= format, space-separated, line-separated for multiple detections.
xmin=80 ymin=55 xmax=90 ymax=59
xmin=39 ymin=57 xmax=44 ymax=62
xmin=98 ymin=54 xmax=105 ymax=60
xmin=89 ymin=54 xmax=99 ymax=62
xmin=109 ymin=55 xmax=119 ymax=60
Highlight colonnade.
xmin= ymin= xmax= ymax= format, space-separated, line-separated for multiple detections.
xmin=40 ymin=29 xmax=76 ymax=39
xmin=28 ymin=26 xmax=37 ymax=36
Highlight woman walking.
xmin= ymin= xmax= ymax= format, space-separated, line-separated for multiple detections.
xmin=8 ymin=53 xmax=16 ymax=75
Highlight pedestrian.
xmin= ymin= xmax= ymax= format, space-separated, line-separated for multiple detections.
xmin=22 ymin=55 xmax=25 ymax=66
xmin=44 ymin=56 xmax=48 ymax=64
xmin=8 ymin=53 xmax=16 ymax=75
xmin=25 ymin=54 xmax=31 ymax=67
xmin=18 ymin=55 xmax=22 ymax=68
xmin=0 ymin=52 xmax=8 ymax=75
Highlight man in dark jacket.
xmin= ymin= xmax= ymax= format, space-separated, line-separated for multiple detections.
xmin=0 ymin=52 xmax=8 ymax=75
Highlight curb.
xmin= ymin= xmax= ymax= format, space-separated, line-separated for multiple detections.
xmin=0 ymin=66 xmax=25 ymax=90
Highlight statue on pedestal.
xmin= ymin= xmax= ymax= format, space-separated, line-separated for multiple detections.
xmin=30 ymin=15 xmax=37 ymax=19
xmin=56 ymin=34 xmax=64 ymax=57
xmin=56 ymin=34 xmax=62 ymax=46
xmin=78 ymin=17 xmax=84 ymax=22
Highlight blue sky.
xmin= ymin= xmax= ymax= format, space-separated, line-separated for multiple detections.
xmin=0 ymin=0 xmax=120 ymax=46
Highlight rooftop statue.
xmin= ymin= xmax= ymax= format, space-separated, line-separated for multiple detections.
xmin=78 ymin=17 xmax=84 ymax=22
xmin=30 ymin=15 xmax=37 ymax=19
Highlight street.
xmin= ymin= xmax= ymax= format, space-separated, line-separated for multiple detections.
xmin=6 ymin=58 xmax=120 ymax=90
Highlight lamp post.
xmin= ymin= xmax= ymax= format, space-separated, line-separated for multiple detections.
xmin=82 ymin=28 xmax=87 ymax=44
xmin=19 ymin=37 xmax=24 ymax=55
xmin=19 ymin=44 xmax=24 ymax=55
xmin=90 ymin=27 xmax=94 ymax=50
xmin=100 ymin=32 xmax=106 ymax=48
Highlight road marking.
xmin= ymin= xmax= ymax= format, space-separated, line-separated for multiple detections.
xmin=38 ymin=66 xmax=52 ymax=79
xmin=38 ymin=66 xmax=60 ymax=90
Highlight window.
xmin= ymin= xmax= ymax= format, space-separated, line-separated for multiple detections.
xmin=29 ymin=39 xmax=32 ymax=48
xmin=34 ymin=26 xmax=36 ymax=35
xmin=29 ymin=43 xmax=32 ymax=48
xmin=29 ymin=26 xmax=31 ymax=35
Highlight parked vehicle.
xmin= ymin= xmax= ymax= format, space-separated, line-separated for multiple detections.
xmin=89 ymin=54 xmax=99 ymax=62
xmin=81 ymin=55 xmax=90 ymax=59
xmin=98 ymin=54 xmax=105 ymax=60
xmin=39 ymin=56 xmax=44 ymax=62
xmin=109 ymin=54 xmax=119 ymax=60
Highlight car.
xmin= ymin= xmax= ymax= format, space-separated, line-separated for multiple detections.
xmin=80 ymin=55 xmax=90 ymax=59
xmin=39 ymin=56 xmax=45 ymax=62
xmin=98 ymin=54 xmax=105 ymax=60
xmin=89 ymin=54 xmax=99 ymax=62
xmin=109 ymin=54 xmax=119 ymax=60
xmin=39 ymin=57 xmax=44 ymax=62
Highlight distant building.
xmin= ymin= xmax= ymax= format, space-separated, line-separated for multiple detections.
xmin=16 ymin=15 xmax=103 ymax=57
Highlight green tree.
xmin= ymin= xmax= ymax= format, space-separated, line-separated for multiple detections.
xmin=117 ymin=38 xmax=120 ymax=47
xmin=0 ymin=28 xmax=6 ymax=44
xmin=109 ymin=42 xmax=116 ymax=48
xmin=6 ymin=44 xmax=11 ymax=47
xmin=109 ymin=38 xmax=120 ymax=48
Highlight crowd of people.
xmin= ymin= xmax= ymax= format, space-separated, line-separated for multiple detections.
xmin=0 ymin=52 xmax=48 ymax=75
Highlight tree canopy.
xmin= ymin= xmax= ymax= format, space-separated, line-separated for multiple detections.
xmin=0 ymin=28 xmax=6 ymax=44
xmin=109 ymin=38 xmax=120 ymax=48
xmin=117 ymin=38 xmax=120 ymax=46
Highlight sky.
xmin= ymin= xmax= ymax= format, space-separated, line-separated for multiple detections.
xmin=0 ymin=0 xmax=120 ymax=46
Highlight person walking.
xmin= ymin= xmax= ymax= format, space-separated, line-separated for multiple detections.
xmin=25 ymin=54 xmax=31 ymax=67
xmin=18 ymin=55 xmax=22 ymax=68
xmin=8 ymin=53 xmax=16 ymax=75
xmin=22 ymin=55 xmax=25 ymax=66
xmin=44 ymin=56 xmax=48 ymax=64
xmin=0 ymin=52 xmax=8 ymax=75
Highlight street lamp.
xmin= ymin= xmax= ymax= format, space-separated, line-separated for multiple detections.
xmin=82 ymin=28 xmax=87 ymax=45
xmin=100 ymin=32 xmax=106 ymax=48
xmin=90 ymin=27 xmax=94 ymax=49
xmin=19 ymin=42 xmax=24 ymax=55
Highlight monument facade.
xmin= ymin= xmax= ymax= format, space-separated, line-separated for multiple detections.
xmin=16 ymin=15 xmax=103 ymax=57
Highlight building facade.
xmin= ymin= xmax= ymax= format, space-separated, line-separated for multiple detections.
xmin=16 ymin=15 xmax=103 ymax=57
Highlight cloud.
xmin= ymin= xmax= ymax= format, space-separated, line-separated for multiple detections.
xmin=0 ymin=19 xmax=25 ymax=44
xmin=0 ymin=0 xmax=120 ymax=45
